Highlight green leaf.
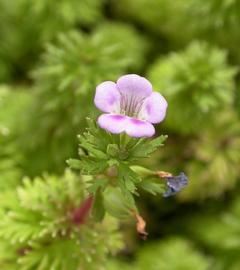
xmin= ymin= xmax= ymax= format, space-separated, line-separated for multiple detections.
xmin=92 ymin=190 xmax=105 ymax=222
xmin=129 ymin=135 xmax=167 ymax=159
xmin=88 ymin=178 xmax=108 ymax=193
xmin=139 ymin=178 xmax=165 ymax=195
xmin=68 ymin=157 xmax=108 ymax=175
xmin=119 ymin=163 xmax=142 ymax=184
xmin=130 ymin=165 xmax=155 ymax=177
xmin=118 ymin=163 xmax=141 ymax=195
xmin=103 ymin=187 xmax=136 ymax=219
xmin=86 ymin=117 xmax=98 ymax=132
xmin=125 ymin=178 xmax=137 ymax=193
xmin=79 ymin=135 xmax=108 ymax=159
xmin=79 ymin=158 xmax=108 ymax=174
xmin=66 ymin=159 xmax=82 ymax=169
xmin=107 ymin=144 xmax=119 ymax=157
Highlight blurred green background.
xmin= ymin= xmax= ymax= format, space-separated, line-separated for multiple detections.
xmin=1 ymin=0 xmax=240 ymax=269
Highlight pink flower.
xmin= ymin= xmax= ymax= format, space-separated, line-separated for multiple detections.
xmin=94 ymin=74 xmax=167 ymax=137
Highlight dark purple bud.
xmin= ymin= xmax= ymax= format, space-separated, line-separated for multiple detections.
xmin=163 ymin=172 xmax=188 ymax=197
xmin=71 ymin=195 xmax=94 ymax=225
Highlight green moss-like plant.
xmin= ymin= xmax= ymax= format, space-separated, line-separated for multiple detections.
xmin=188 ymin=196 xmax=240 ymax=269
xmin=0 ymin=85 xmax=32 ymax=190
xmin=136 ymin=237 xmax=211 ymax=270
xmin=113 ymin=0 xmax=240 ymax=60
xmin=113 ymin=0 xmax=195 ymax=47
xmin=0 ymin=0 xmax=106 ymax=82
xmin=148 ymin=41 xmax=236 ymax=134
xmin=0 ymin=170 xmax=123 ymax=270
xmin=180 ymin=110 xmax=240 ymax=200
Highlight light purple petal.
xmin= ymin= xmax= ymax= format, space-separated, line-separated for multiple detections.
xmin=97 ymin=114 xmax=128 ymax=134
xmin=116 ymin=74 xmax=152 ymax=99
xmin=125 ymin=118 xmax=155 ymax=138
xmin=94 ymin=81 xmax=121 ymax=113
xmin=139 ymin=92 xmax=168 ymax=124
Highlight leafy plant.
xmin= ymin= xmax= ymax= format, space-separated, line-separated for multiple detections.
xmin=0 ymin=0 xmax=106 ymax=82
xmin=0 ymin=170 xmax=123 ymax=270
xmin=148 ymin=41 xmax=236 ymax=134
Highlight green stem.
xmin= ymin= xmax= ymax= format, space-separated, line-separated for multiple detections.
xmin=119 ymin=133 xmax=127 ymax=148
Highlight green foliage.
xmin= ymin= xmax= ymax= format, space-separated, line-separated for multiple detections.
xmin=68 ymin=118 xmax=167 ymax=218
xmin=106 ymin=260 xmax=134 ymax=270
xmin=188 ymin=196 xmax=240 ymax=269
xmin=1 ymin=0 xmax=240 ymax=269
xmin=178 ymin=0 xmax=240 ymax=61
xmin=0 ymin=85 xmax=31 ymax=190
xmin=114 ymin=0 xmax=240 ymax=60
xmin=0 ymin=170 xmax=123 ymax=270
xmin=180 ymin=110 xmax=240 ymax=200
xmin=68 ymin=118 xmax=167 ymax=168
xmin=0 ymin=85 xmax=30 ymax=132
xmin=0 ymin=0 xmax=106 ymax=82
xmin=148 ymin=41 xmax=236 ymax=134
xmin=201 ymin=0 xmax=240 ymax=62
xmin=33 ymin=23 xmax=146 ymax=95
xmin=113 ymin=0 xmax=193 ymax=45
xmin=107 ymin=237 xmax=211 ymax=270
xmin=103 ymin=186 xmax=137 ymax=219
xmin=136 ymin=238 xmax=211 ymax=270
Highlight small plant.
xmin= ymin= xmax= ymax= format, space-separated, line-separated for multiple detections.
xmin=68 ymin=74 xmax=188 ymax=237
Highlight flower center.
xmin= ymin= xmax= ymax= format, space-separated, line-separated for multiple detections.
xmin=120 ymin=93 xmax=145 ymax=118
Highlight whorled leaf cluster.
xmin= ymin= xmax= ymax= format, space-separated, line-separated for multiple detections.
xmin=113 ymin=0 xmax=240 ymax=60
xmin=0 ymin=170 xmax=123 ymax=270
xmin=148 ymin=41 xmax=236 ymax=134
xmin=68 ymin=118 xmax=168 ymax=220
xmin=180 ymin=110 xmax=240 ymax=200
xmin=0 ymin=0 xmax=106 ymax=82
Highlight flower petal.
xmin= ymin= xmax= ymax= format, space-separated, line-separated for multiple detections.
xmin=139 ymin=92 xmax=168 ymax=124
xmin=97 ymin=114 xmax=128 ymax=134
xmin=125 ymin=118 xmax=155 ymax=138
xmin=94 ymin=81 xmax=121 ymax=113
xmin=163 ymin=172 xmax=188 ymax=197
xmin=117 ymin=74 xmax=152 ymax=99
